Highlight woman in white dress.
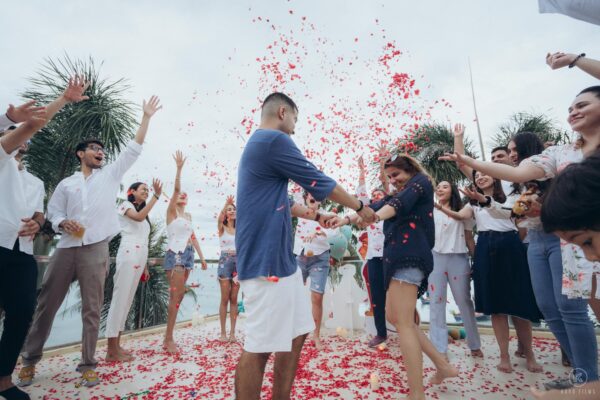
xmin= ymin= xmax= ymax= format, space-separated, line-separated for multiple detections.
xmin=217 ymin=195 xmax=239 ymax=342
xmin=105 ymin=179 xmax=162 ymax=361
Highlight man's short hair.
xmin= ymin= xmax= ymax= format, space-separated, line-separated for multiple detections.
xmin=261 ymin=92 xmax=298 ymax=117
xmin=491 ymin=146 xmax=509 ymax=154
xmin=75 ymin=139 xmax=104 ymax=162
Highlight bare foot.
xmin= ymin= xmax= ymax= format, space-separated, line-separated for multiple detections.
xmin=228 ymin=334 xmax=237 ymax=343
xmin=514 ymin=350 xmax=525 ymax=358
xmin=219 ymin=334 xmax=228 ymax=342
xmin=119 ymin=346 xmax=133 ymax=355
xmin=470 ymin=349 xmax=484 ymax=358
xmin=429 ymin=363 xmax=459 ymax=385
xmin=105 ymin=352 xmax=134 ymax=362
xmin=314 ymin=337 xmax=323 ymax=350
xmin=526 ymin=356 xmax=544 ymax=373
xmin=163 ymin=340 xmax=179 ymax=354
xmin=497 ymin=356 xmax=514 ymax=373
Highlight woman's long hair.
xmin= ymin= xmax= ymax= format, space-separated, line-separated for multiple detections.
xmin=471 ymin=170 xmax=506 ymax=205
xmin=127 ymin=182 xmax=150 ymax=224
xmin=444 ymin=181 xmax=463 ymax=212
xmin=512 ymin=132 xmax=551 ymax=195
xmin=223 ymin=203 xmax=236 ymax=229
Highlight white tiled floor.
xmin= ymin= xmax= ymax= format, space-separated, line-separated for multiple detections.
xmin=13 ymin=318 xmax=591 ymax=400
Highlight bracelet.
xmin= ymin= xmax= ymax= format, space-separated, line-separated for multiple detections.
xmin=355 ymin=199 xmax=364 ymax=212
xmin=569 ymin=53 xmax=585 ymax=68
xmin=5 ymin=112 xmax=16 ymax=123
xmin=153 ymin=193 xmax=160 ymax=200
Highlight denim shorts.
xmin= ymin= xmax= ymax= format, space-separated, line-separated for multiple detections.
xmin=391 ymin=267 xmax=424 ymax=287
xmin=297 ymin=250 xmax=330 ymax=294
xmin=164 ymin=245 xmax=194 ymax=270
xmin=218 ymin=252 xmax=237 ymax=280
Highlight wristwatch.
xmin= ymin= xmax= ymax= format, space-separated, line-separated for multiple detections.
xmin=478 ymin=196 xmax=492 ymax=207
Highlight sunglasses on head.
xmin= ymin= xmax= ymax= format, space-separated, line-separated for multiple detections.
xmin=384 ymin=153 xmax=399 ymax=167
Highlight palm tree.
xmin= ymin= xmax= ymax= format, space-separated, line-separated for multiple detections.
xmin=21 ymin=55 xmax=137 ymax=256
xmin=395 ymin=123 xmax=477 ymax=184
xmin=22 ymin=55 xmax=138 ymax=199
xmin=490 ymin=112 xmax=573 ymax=148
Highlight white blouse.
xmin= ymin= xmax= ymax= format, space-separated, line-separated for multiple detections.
xmin=117 ymin=201 xmax=150 ymax=246
xmin=293 ymin=219 xmax=335 ymax=256
xmin=220 ymin=230 xmax=236 ymax=252
xmin=433 ymin=208 xmax=472 ymax=254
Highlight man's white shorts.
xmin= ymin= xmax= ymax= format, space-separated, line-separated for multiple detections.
xmin=240 ymin=267 xmax=315 ymax=353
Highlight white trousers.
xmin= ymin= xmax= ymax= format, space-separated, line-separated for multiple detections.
xmin=105 ymin=241 xmax=148 ymax=338
xmin=428 ymin=251 xmax=481 ymax=353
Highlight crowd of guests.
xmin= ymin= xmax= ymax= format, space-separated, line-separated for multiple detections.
xmin=0 ymin=51 xmax=598 ymax=400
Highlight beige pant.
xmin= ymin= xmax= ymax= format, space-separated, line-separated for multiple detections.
xmin=21 ymin=240 xmax=109 ymax=371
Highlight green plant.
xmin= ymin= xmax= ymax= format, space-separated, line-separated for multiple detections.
xmin=490 ymin=112 xmax=572 ymax=148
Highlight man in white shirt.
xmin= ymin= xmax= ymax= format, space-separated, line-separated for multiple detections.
xmin=0 ymin=79 xmax=89 ymax=400
xmin=18 ymin=95 xmax=162 ymax=389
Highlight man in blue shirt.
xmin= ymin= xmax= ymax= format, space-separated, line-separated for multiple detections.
xmin=235 ymin=92 xmax=376 ymax=399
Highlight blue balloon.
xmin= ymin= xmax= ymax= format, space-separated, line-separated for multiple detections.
xmin=329 ymin=234 xmax=348 ymax=260
xmin=340 ymin=225 xmax=353 ymax=241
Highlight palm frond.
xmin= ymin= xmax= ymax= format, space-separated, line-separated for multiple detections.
xmin=490 ymin=112 xmax=573 ymax=148
xmin=21 ymin=54 xmax=138 ymax=198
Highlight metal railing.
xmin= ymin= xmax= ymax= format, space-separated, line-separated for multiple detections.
xmin=29 ymin=256 xmax=599 ymax=349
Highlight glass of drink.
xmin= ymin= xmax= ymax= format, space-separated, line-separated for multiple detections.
xmin=71 ymin=224 xmax=85 ymax=239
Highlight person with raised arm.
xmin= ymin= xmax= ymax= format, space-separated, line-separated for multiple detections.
xmin=217 ymin=194 xmax=239 ymax=342
xmin=356 ymin=152 xmax=388 ymax=348
xmin=163 ymin=150 xmax=207 ymax=354
xmin=18 ymin=95 xmax=161 ymax=389
xmin=439 ymin=86 xmax=600 ymax=322
xmin=0 ymin=79 xmax=88 ymax=400
xmin=333 ymin=154 xmax=458 ymax=400
xmin=234 ymin=92 xmax=376 ymax=400
xmin=105 ymin=177 xmax=163 ymax=362
xmin=436 ymin=170 xmax=543 ymax=375
xmin=546 ymin=52 xmax=600 ymax=80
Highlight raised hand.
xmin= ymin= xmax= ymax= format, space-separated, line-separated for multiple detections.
xmin=152 ymin=178 xmax=163 ymax=196
xmin=358 ymin=155 xmax=366 ymax=172
xmin=6 ymin=100 xmax=46 ymax=124
xmin=453 ymin=123 xmax=465 ymax=137
xmin=546 ymin=52 xmax=576 ymax=70
xmin=460 ymin=186 xmax=487 ymax=204
xmin=143 ymin=95 xmax=162 ymax=118
xmin=62 ymin=75 xmax=90 ymax=103
xmin=173 ymin=150 xmax=186 ymax=169
xmin=226 ymin=195 xmax=235 ymax=205
xmin=376 ymin=143 xmax=391 ymax=163
xmin=438 ymin=151 xmax=472 ymax=167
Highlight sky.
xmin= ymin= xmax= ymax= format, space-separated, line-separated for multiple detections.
xmin=1 ymin=1 xmax=598 ymax=258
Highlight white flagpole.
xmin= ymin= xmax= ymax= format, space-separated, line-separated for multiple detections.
xmin=468 ymin=58 xmax=486 ymax=161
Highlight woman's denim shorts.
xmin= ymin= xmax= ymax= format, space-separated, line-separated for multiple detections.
xmin=218 ymin=252 xmax=237 ymax=280
xmin=164 ymin=245 xmax=195 ymax=270
xmin=391 ymin=267 xmax=424 ymax=286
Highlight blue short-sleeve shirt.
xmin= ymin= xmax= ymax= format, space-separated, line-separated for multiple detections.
xmin=236 ymin=129 xmax=337 ymax=280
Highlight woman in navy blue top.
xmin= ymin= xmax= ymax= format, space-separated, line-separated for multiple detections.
xmin=335 ymin=154 xmax=458 ymax=399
